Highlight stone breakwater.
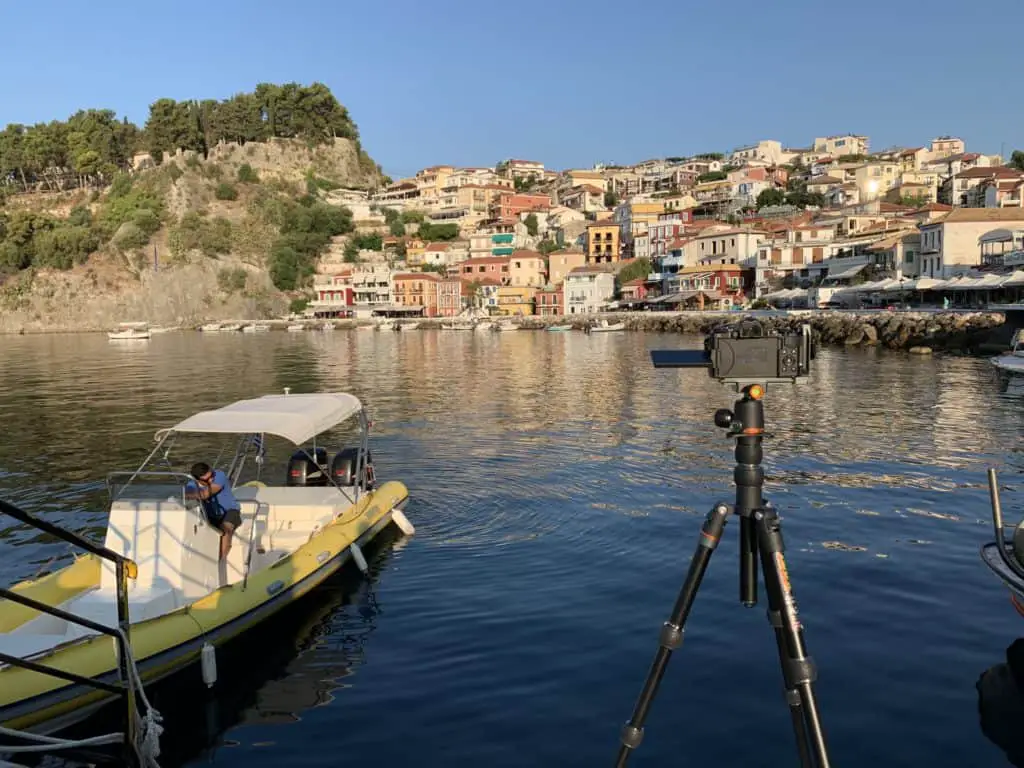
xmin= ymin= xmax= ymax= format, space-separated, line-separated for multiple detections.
xmin=500 ymin=311 xmax=1007 ymax=353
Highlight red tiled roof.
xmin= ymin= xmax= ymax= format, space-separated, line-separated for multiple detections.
xmin=394 ymin=272 xmax=441 ymax=281
xmin=461 ymin=256 xmax=511 ymax=265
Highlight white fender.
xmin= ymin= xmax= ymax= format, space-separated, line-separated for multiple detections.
xmin=350 ymin=542 xmax=368 ymax=573
xmin=392 ymin=508 xmax=415 ymax=536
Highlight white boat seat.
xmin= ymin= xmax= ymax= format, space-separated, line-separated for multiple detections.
xmin=234 ymin=485 xmax=355 ymax=523
xmin=63 ymin=586 xmax=183 ymax=641
xmin=0 ymin=634 xmax=71 ymax=662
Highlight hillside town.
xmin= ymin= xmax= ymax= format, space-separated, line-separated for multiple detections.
xmin=308 ymin=134 xmax=1024 ymax=319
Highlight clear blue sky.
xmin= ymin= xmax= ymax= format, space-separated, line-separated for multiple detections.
xmin=1 ymin=0 xmax=1021 ymax=180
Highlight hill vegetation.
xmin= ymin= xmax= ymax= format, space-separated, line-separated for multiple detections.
xmin=0 ymin=83 xmax=385 ymax=329
xmin=0 ymin=82 xmax=378 ymax=193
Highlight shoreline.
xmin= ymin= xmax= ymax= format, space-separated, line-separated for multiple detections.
xmin=4 ymin=310 xmax=1013 ymax=354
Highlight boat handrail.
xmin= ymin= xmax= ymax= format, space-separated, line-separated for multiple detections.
xmin=0 ymin=497 xmax=143 ymax=764
xmin=985 ymin=469 xmax=1024 ymax=583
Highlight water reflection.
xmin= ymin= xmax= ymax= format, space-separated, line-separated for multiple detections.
xmin=976 ymin=636 xmax=1024 ymax=767
xmin=3 ymin=330 xmax=1024 ymax=766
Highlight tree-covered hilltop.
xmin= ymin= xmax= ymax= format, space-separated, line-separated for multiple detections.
xmin=0 ymin=82 xmax=364 ymax=193
xmin=145 ymin=82 xmax=358 ymax=162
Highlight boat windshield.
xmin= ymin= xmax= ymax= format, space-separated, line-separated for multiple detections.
xmin=106 ymin=472 xmax=195 ymax=505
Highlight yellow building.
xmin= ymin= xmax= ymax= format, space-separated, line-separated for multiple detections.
xmin=586 ymin=222 xmax=620 ymax=264
xmin=414 ymin=165 xmax=455 ymax=201
xmin=508 ymin=249 xmax=547 ymax=287
xmin=496 ymin=285 xmax=537 ymax=316
xmin=405 ymin=240 xmax=427 ymax=267
xmin=548 ymin=249 xmax=588 ymax=285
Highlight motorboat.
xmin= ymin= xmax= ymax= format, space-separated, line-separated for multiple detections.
xmin=199 ymin=324 xmax=222 ymax=332
xmin=397 ymin=322 xmax=419 ymax=331
xmin=980 ymin=468 xmax=1024 ymax=619
xmin=0 ymin=392 xmax=412 ymax=744
xmin=286 ymin=324 xmax=305 ymax=332
xmin=107 ymin=325 xmax=150 ymax=341
xmin=220 ymin=324 xmax=244 ymax=332
xmin=547 ymin=324 xmax=573 ymax=332
xmin=448 ymin=321 xmax=475 ymax=331
xmin=474 ymin=321 xmax=494 ymax=332
xmin=242 ymin=323 xmax=271 ymax=333
xmin=376 ymin=319 xmax=397 ymax=331
xmin=991 ymin=329 xmax=1024 ymax=374
xmin=319 ymin=323 xmax=335 ymax=332
xmin=495 ymin=321 xmax=519 ymax=332
xmin=590 ymin=319 xmax=626 ymax=332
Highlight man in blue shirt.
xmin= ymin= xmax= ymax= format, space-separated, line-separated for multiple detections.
xmin=186 ymin=462 xmax=242 ymax=561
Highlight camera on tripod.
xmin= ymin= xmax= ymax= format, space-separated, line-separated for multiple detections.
xmin=615 ymin=317 xmax=830 ymax=768
xmin=649 ymin=319 xmax=815 ymax=387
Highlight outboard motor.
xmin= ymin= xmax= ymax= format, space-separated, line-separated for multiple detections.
xmin=331 ymin=447 xmax=375 ymax=490
xmin=286 ymin=447 xmax=329 ymax=486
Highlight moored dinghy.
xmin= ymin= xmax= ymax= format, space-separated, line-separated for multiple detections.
xmin=991 ymin=329 xmax=1024 ymax=375
xmin=980 ymin=468 xmax=1024 ymax=618
xmin=0 ymin=391 xmax=412 ymax=744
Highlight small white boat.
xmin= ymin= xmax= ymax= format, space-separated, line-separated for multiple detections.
xmin=200 ymin=323 xmax=222 ymax=332
xmin=287 ymin=324 xmax=305 ymax=332
xmin=376 ymin=319 xmax=397 ymax=331
xmin=107 ymin=328 xmax=150 ymax=341
xmin=398 ymin=322 xmax=420 ymax=331
xmin=242 ymin=323 xmax=271 ymax=333
xmin=495 ymin=322 xmax=519 ymax=332
xmin=991 ymin=330 xmax=1024 ymax=374
xmin=318 ymin=323 xmax=335 ymax=332
xmin=474 ymin=322 xmax=494 ymax=332
xmin=591 ymin=320 xmax=626 ymax=332
xmin=220 ymin=323 xmax=244 ymax=332
xmin=548 ymin=324 xmax=573 ymax=332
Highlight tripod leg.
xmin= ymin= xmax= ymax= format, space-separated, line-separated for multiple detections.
xmin=615 ymin=503 xmax=731 ymax=768
xmin=755 ymin=505 xmax=831 ymax=768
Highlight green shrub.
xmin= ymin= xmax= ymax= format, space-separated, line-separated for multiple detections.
xmin=32 ymin=226 xmax=100 ymax=269
xmin=237 ymin=164 xmax=260 ymax=183
xmin=113 ymin=222 xmax=150 ymax=251
xmin=217 ymin=267 xmax=248 ymax=293
xmin=215 ymin=182 xmax=238 ymax=201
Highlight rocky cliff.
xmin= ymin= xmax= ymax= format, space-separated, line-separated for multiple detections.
xmin=0 ymin=138 xmax=382 ymax=333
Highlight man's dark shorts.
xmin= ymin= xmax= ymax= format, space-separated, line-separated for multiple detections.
xmin=213 ymin=508 xmax=242 ymax=530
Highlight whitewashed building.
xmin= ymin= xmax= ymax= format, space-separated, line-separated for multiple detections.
xmin=564 ymin=266 xmax=616 ymax=314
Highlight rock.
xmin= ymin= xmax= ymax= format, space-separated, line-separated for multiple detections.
xmin=845 ymin=327 xmax=865 ymax=345
xmin=909 ymin=346 xmax=933 ymax=355
xmin=862 ymin=324 xmax=878 ymax=345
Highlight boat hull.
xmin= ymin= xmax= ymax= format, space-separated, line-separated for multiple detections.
xmin=0 ymin=481 xmax=408 ymax=734
xmin=992 ymin=355 xmax=1024 ymax=374
xmin=981 ymin=541 xmax=1024 ymax=619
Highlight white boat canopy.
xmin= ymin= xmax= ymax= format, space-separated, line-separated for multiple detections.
xmin=155 ymin=393 xmax=364 ymax=445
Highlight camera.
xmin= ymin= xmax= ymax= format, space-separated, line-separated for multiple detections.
xmin=650 ymin=319 xmax=815 ymax=386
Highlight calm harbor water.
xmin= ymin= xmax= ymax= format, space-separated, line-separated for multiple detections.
xmin=1 ymin=329 xmax=1023 ymax=767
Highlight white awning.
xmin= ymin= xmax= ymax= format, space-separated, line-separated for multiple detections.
xmin=156 ymin=393 xmax=364 ymax=445
xmin=827 ymin=263 xmax=867 ymax=280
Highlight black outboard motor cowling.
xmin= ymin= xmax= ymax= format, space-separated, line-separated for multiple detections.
xmin=286 ymin=447 xmax=329 ymax=486
xmin=331 ymin=447 xmax=375 ymax=490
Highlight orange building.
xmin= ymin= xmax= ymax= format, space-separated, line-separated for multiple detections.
xmin=489 ymin=192 xmax=551 ymax=220
xmin=393 ymin=272 xmax=441 ymax=316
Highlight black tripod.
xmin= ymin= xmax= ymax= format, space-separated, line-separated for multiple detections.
xmin=614 ymin=384 xmax=830 ymax=768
